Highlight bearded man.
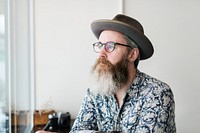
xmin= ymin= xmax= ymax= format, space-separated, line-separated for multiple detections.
xmin=70 ymin=14 xmax=176 ymax=133
xmin=36 ymin=14 xmax=176 ymax=133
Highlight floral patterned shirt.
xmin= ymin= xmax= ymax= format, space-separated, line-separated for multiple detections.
xmin=70 ymin=70 xmax=176 ymax=133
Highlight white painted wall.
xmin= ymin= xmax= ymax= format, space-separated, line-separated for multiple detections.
xmin=34 ymin=0 xmax=119 ymax=117
xmin=35 ymin=0 xmax=200 ymax=132
xmin=125 ymin=1 xmax=200 ymax=132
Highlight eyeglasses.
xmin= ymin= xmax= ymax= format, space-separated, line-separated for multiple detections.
xmin=93 ymin=41 xmax=133 ymax=53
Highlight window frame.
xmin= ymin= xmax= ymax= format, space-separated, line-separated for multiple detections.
xmin=5 ymin=0 xmax=35 ymax=132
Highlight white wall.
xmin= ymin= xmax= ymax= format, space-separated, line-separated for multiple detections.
xmin=35 ymin=0 xmax=200 ymax=133
xmin=125 ymin=1 xmax=200 ymax=132
xmin=35 ymin=0 xmax=119 ymax=117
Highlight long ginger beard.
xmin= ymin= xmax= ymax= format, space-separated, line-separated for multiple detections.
xmin=90 ymin=55 xmax=129 ymax=96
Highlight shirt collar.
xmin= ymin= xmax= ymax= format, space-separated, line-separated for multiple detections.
xmin=126 ymin=69 xmax=144 ymax=98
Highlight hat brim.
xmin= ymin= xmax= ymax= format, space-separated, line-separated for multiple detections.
xmin=91 ymin=19 xmax=154 ymax=60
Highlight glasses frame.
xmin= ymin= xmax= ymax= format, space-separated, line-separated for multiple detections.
xmin=93 ymin=41 xmax=133 ymax=53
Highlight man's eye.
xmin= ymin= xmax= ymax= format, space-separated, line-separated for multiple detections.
xmin=96 ymin=42 xmax=103 ymax=47
xmin=99 ymin=44 xmax=104 ymax=48
xmin=107 ymin=45 xmax=114 ymax=49
xmin=107 ymin=42 xmax=115 ymax=48
xmin=98 ymin=45 xmax=103 ymax=48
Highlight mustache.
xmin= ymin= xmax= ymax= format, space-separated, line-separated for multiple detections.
xmin=96 ymin=58 xmax=112 ymax=66
xmin=92 ymin=58 xmax=113 ymax=71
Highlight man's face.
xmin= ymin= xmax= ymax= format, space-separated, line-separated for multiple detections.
xmin=97 ymin=30 xmax=129 ymax=65
xmin=90 ymin=30 xmax=130 ymax=95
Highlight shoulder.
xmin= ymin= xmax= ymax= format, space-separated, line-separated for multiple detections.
xmin=137 ymin=70 xmax=172 ymax=91
xmin=132 ymin=71 xmax=176 ymax=132
xmin=132 ymin=70 xmax=174 ymax=100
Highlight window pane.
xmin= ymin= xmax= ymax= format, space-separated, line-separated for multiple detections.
xmin=1 ymin=0 xmax=35 ymax=132
xmin=0 ymin=0 xmax=9 ymax=132
xmin=8 ymin=0 xmax=34 ymax=132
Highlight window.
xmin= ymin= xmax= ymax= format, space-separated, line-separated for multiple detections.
xmin=0 ymin=0 xmax=8 ymax=132
xmin=0 ymin=0 xmax=35 ymax=132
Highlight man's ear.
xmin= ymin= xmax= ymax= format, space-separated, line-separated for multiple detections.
xmin=127 ymin=48 xmax=139 ymax=62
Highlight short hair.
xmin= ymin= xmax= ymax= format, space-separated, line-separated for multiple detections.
xmin=123 ymin=35 xmax=140 ymax=68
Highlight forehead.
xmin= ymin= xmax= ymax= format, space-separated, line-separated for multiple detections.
xmin=99 ymin=30 xmax=126 ymax=43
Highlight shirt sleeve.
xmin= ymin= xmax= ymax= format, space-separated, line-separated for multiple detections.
xmin=70 ymin=89 xmax=98 ymax=133
xmin=135 ymin=83 xmax=176 ymax=133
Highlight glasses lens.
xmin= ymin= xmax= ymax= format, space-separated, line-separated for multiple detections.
xmin=93 ymin=41 xmax=116 ymax=53
xmin=105 ymin=42 xmax=115 ymax=52
xmin=93 ymin=42 xmax=102 ymax=53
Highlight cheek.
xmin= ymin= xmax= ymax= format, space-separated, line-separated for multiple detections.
xmin=107 ymin=53 xmax=124 ymax=65
xmin=106 ymin=48 xmax=128 ymax=65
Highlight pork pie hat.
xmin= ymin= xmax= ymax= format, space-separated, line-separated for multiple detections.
xmin=91 ymin=14 xmax=154 ymax=60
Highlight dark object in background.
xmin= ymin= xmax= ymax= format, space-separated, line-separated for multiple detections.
xmin=43 ymin=112 xmax=71 ymax=132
